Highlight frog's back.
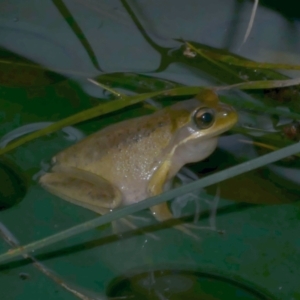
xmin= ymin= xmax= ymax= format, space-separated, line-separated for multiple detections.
xmin=53 ymin=98 xmax=209 ymax=203
xmin=54 ymin=109 xmax=175 ymax=202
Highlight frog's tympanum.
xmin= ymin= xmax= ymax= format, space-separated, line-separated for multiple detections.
xmin=40 ymin=89 xmax=238 ymax=237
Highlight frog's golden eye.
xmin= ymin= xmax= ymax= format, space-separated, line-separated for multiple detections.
xmin=193 ymin=107 xmax=215 ymax=129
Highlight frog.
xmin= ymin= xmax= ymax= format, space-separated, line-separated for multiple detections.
xmin=39 ymin=89 xmax=238 ymax=238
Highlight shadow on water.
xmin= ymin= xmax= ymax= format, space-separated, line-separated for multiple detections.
xmin=0 ymin=158 xmax=27 ymax=211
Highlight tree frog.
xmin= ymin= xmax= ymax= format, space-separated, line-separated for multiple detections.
xmin=39 ymin=89 xmax=238 ymax=237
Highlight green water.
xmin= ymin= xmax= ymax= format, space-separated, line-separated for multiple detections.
xmin=0 ymin=0 xmax=300 ymax=299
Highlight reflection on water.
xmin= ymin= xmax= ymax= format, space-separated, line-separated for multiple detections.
xmin=107 ymin=269 xmax=274 ymax=300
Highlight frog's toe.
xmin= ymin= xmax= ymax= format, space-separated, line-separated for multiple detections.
xmin=173 ymin=224 xmax=201 ymax=240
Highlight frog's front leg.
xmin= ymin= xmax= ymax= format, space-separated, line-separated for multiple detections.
xmin=148 ymin=161 xmax=200 ymax=240
xmin=39 ymin=165 xmax=122 ymax=215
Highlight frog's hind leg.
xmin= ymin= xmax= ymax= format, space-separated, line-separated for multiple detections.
xmin=39 ymin=165 xmax=122 ymax=214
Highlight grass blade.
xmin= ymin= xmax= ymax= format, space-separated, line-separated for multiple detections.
xmin=0 ymin=142 xmax=299 ymax=264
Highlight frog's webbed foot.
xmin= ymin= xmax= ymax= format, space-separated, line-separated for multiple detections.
xmin=169 ymin=181 xmax=225 ymax=237
xmin=39 ymin=165 xmax=122 ymax=214
xmin=150 ymin=203 xmax=202 ymax=240
xmin=150 ymin=201 xmax=225 ymax=240
xmin=112 ymin=218 xmax=160 ymax=240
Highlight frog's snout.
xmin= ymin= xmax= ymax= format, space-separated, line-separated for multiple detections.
xmin=218 ymin=103 xmax=234 ymax=115
xmin=215 ymin=103 xmax=238 ymax=131
xmin=219 ymin=103 xmax=237 ymax=120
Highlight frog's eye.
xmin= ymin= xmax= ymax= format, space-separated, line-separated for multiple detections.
xmin=193 ymin=107 xmax=215 ymax=129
